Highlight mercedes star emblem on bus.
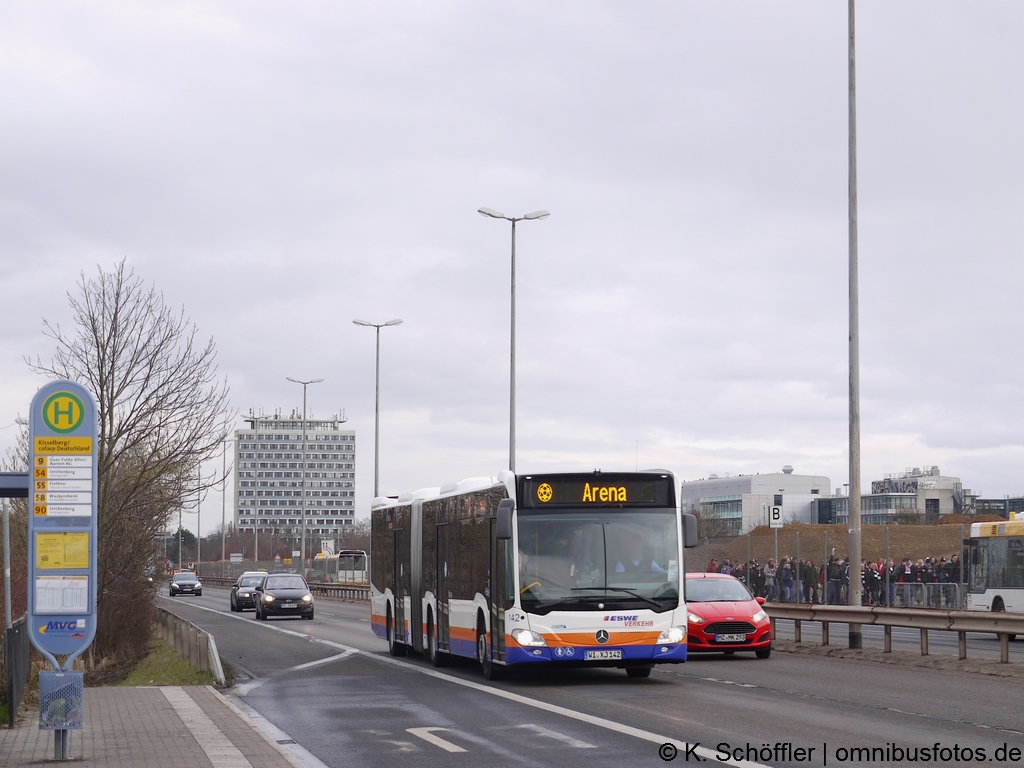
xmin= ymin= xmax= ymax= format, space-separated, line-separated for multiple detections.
xmin=596 ymin=630 xmax=610 ymax=644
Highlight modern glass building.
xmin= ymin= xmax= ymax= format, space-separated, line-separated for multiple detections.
xmin=234 ymin=413 xmax=355 ymax=548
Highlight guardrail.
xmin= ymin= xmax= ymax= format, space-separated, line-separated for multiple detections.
xmin=310 ymin=582 xmax=370 ymax=601
xmin=194 ymin=576 xmax=370 ymax=602
xmin=154 ymin=606 xmax=226 ymax=684
xmin=766 ymin=603 xmax=1024 ymax=663
xmin=4 ymin=615 xmax=30 ymax=727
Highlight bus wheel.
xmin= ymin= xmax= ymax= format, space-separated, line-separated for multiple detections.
xmin=992 ymin=599 xmax=1017 ymax=641
xmin=428 ymin=612 xmax=446 ymax=667
xmin=388 ymin=606 xmax=406 ymax=657
xmin=477 ymin=619 xmax=503 ymax=681
xmin=626 ymin=666 xmax=652 ymax=679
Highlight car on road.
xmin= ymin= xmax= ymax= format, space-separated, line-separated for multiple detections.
xmin=229 ymin=572 xmax=267 ymax=612
xmin=254 ymin=573 xmax=314 ymax=620
xmin=684 ymin=572 xmax=771 ymax=658
xmin=169 ymin=571 xmax=203 ymax=597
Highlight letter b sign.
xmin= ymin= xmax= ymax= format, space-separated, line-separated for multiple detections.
xmin=769 ymin=506 xmax=783 ymax=529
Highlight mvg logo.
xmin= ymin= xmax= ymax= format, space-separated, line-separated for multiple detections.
xmin=38 ymin=619 xmax=86 ymax=635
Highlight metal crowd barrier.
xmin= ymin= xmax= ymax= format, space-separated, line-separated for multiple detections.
xmin=766 ymin=603 xmax=1024 ymax=663
xmin=4 ymin=614 xmax=30 ymax=727
xmin=153 ymin=606 xmax=226 ymax=685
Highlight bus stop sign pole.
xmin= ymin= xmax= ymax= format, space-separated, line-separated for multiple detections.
xmin=26 ymin=381 xmax=99 ymax=759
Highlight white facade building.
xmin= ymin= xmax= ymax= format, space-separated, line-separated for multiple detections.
xmin=234 ymin=412 xmax=356 ymax=546
xmin=679 ymin=466 xmax=831 ymax=534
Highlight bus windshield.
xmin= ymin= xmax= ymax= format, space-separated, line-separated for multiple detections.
xmin=517 ymin=510 xmax=678 ymax=615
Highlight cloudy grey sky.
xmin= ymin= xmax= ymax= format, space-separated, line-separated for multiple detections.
xmin=3 ymin=2 xmax=1023 ymax=535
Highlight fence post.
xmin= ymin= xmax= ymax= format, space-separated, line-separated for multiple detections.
xmin=884 ymin=625 xmax=891 ymax=653
xmin=958 ymin=631 xmax=967 ymax=660
xmin=822 ymin=621 xmax=829 ymax=646
xmin=920 ymin=628 xmax=929 ymax=656
xmin=189 ymin=627 xmax=199 ymax=669
xmin=198 ymin=633 xmax=210 ymax=673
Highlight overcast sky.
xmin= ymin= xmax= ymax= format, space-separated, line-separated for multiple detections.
xmin=3 ymin=2 xmax=1023 ymax=536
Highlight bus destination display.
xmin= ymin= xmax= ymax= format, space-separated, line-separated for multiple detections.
xmin=519 ymin=473 xmax=674 ymax=509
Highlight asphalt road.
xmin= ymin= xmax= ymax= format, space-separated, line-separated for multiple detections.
xmin=159 ymin=586 xmax=1024 ymax=768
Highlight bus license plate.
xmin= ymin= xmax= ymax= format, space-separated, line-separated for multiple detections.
xmin=585 ymin=650 xmax=622 ymax=661
xmin=716 ymin=633 xmax=746 ymax=643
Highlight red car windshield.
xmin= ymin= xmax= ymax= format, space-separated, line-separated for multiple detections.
xmin=686 ymin=578 xmax=752 ymax=602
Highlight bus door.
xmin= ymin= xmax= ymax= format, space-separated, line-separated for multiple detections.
xmin=393 ymin=529 xmax=406 ymax=642
xmin=436 ymin=523 xmax=450 ymax=651
xmin=490 ymin=519 xmax=508 ymax=662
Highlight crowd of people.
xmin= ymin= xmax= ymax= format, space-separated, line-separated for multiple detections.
xmin=705 ymin=552 xmax=963 ymax=607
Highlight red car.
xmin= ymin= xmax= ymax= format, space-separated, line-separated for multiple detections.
xmin=684 ymin=573 xmax=772 ymax=658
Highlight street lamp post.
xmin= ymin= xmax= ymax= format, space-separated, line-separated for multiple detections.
xmin=286 ymin=377 xmax=324 ymax=575
xmin=477 ymin=206 xmax=550 ymax=473
xmin=352 ymin=319 xmax=403 ymax=498
xmin=221 ymin=440 xmax=228 ymax=576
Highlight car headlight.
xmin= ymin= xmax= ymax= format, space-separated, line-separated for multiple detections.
xmin=510 ymin=629 xmax=548 ymax=647
xmin=302 ymin=594 xmax=313 ymax=603
xmin=264 ymin=594 xmax=275 ymax=603
xmin=656 ymin=626 xmax=687 ymax=644
xmin=687 ymin=612 xmax=705 ymax=625
xmin=753 ymin=609 xmax=768 ymax=623
xmin=241 ymin=592 xmax=250 ymax=598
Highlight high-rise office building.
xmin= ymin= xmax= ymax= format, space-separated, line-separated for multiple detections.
xmin=234 ymin=412 xmax=355 ymax=549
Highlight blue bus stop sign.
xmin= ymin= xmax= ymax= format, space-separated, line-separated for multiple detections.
xmin=27 ymin=380 xmax=98 ymax=667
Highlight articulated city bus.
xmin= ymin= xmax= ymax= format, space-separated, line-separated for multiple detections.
xmin=370 ymin=470 xmax=698 ymax=679
xmin=966 ymin=518 xmax=1024 ymax=614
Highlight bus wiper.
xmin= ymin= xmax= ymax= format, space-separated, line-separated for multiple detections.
xmin=572 ymin=586 xmax=662 ymax=610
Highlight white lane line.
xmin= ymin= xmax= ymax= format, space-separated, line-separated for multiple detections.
xmin=159 ymin=596 xmax=359 ymax=654
xmin=289 ymin=650 xmax=358 ymax=672
xmin=225 ymin=694 xmax=331 ymax=768
xmin=170 ymin=596 xmax=762 ymax=767
xmin=366 ymin=653 xmax=769 ymax=768
xmin=406 ymin=727 xmax=468 ymax=753
xmin=162 ymin=687 xmax=252 ymax=768
xmin=513 ymin=723 xmax=596 ymax=748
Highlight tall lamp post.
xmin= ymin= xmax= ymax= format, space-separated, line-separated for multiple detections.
xmin=352 ymin=318 xmax=403 ymax=498
xmin=286 ymin=376 xmax=323 ymax=574
xmin=477 ymin=206 xmax=550 ymax=472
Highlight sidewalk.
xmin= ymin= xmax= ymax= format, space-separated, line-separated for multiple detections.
xmin=0 ymin=685 xmax=303 ymax=767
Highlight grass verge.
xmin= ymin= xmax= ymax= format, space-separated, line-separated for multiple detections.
xmin=118 ymin=636 xmax=217 ymax=687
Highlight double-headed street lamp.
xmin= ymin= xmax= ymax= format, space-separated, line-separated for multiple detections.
xmin=353 ymin=319 xmax=403 ymax=498
xmin=286 ymin=376 xmax=323 ymax=573
xmin=477 ymin=207 xmax=550 ymax=473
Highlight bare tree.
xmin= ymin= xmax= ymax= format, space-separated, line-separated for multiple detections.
xmin=28 ymin=260 xmax=233 ymax=669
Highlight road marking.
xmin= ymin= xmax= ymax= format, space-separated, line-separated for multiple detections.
xmin=158 ymin=595 xmax=356 ymax=653
xmin=406 ymin=727 xmax=467 ymax=753
xmin=174 ymin=594 xmax=764 ymax=766
xmin=162 ymin=687 xmax=252 ymax=768
xmin=367 ymin=653 xmax=769 ymax=768
xmin=289 ymin=650 xmax=358 ymax=672
xmin=512 ymin=723 xmax=596 ymax=748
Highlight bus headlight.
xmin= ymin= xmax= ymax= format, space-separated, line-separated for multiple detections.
xmin=656 ymin=626 xmax=686 ymax=644
xmin=510 ymin=629 xmax=548 ymax=647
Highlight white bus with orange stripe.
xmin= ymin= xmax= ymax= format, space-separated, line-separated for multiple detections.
xmin=370 ymin=470 xmax=699 ymax=679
